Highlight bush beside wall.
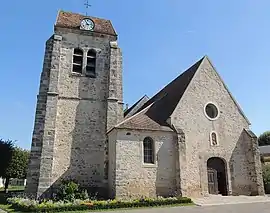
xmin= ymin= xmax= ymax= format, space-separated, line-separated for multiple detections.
xmin=7 ymin=197 xmax=193 ymax=212
xmin=263 ymin=164 xmax=270 ymax=194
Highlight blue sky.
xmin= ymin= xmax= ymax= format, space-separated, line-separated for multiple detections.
xmin=0 ymin=0 xmax=269 ymax=149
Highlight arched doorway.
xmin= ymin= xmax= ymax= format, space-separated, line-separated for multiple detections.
xmin=207 ymin=157 xmax=228 ymax=195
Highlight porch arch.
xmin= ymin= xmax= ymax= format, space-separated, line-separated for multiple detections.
xmin=207 ymin=157 xmax=228 ymax=195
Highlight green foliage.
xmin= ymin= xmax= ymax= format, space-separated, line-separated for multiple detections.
xmin=55 ymin=180 xmax=89 ymax=202
xmin=5 ymin=147 xmax=30 ymax=179
xmin=262 ymin=164 xmax=270 ymax=193
xmin=7 ymin=196 xmax=193 ymax=212
xmin=0 ymin=186 xmax=25 ymax=192
xmin=263 ymin=165 xmax=270 ymax=184
xmin=0 ymin=140 xmax=29 ymax=193
xmin=0 ymin=139 xmax=14 ymax=178
xmin=75 ymin=189 xmax=89 ymax=201
xmin=0 ymin=193 xmax=8 ymax=205
xmin=258 ymin=131 xmax=270 ymax=146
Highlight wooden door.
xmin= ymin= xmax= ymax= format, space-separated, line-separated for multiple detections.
xmin=208 ymin=169 xmax=218 ymax=194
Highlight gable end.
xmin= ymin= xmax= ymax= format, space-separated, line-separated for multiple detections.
xmin=205 ymin=56 xmax=251 ymax=125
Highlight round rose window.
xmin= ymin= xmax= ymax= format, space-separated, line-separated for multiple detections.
xmin=205 ymin=103 xmax=219 ymax=120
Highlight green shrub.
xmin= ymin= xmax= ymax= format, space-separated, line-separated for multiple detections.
xmin=263 ymin=164 xmax=270 ymax=193
xmin=7 ymin=196 xmax=193 ymax=212
xmin=56 ymin=180 xmax=79 ymax=202
xmin=55 ymin=180 xmax=89 ymax=202
xmin=0 ymin=193 xmax=8 ymax=204
xmin=76 ymin=189 xmax=89 ymax=201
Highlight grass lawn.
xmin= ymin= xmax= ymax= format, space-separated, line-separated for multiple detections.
xmin=0 ymin=186 xmax=25 ymax=212
xmin=0 ymin=186 xmax=25 ymax=192
xmin=0 ymin=204 xmax=21 ymax=213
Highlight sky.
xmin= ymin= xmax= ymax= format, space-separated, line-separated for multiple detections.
xmin=0 ymin=0 xmax=269 ymax=149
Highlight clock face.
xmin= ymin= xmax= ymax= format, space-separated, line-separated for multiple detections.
xmin=80 ymin=18 xmax=95 ymax=31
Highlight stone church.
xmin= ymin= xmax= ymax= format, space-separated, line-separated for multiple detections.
xmin=26 ymin=10 xmax=265 ymax=199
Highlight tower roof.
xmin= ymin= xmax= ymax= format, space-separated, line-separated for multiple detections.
xmin=55 ymin=11 xmax=117 ymax=36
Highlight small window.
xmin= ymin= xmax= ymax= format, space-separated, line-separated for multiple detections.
xmin=210 ymin=131 xmax=218 ymax=146
xmin=205 ymin=103 xmax=219 ymax=120
xmin=86 ymin=49 xmax=96 ymax=77
xmin=143 ymin=137 xmax=154 ymax=164
xmin=72 ymin=48 xmax=83 ymax=73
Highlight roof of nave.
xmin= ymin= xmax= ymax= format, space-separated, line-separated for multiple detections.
xmin=111 ymin=55 xmax=250 ymax=133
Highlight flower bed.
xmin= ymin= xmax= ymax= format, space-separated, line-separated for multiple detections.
xmin=7 ymin=197 xmax=193 ymax=212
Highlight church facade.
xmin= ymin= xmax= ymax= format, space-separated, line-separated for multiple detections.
xmin=26 ymin=11 xmax=265 ymax=199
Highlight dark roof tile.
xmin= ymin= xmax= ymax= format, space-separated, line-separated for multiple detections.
xmin=142 ymin=57 xmax=204 ymax=126
xmin=116 ymin=106 xmax=173 ymax=132
xmin=124 ymin=95 xmax=149 ymax=118
xmin=115 ymin=57 xmax=205 ymax=131
xmin=114 ymin=56 xmax=251 ymax=132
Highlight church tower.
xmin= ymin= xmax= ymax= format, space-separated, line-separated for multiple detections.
xmin=25 ymin=11 xmax=123 ymax=198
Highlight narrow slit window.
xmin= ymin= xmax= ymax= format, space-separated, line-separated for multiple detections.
xmin=86 ymin=49 xmax=96 ymax=77
xmin=143 ymin=137 xmax=154 ymax=164
xmin=211 ymin=132 xmax=218 ymax=146
xmin=72 ymin=48 xmax=83 ymax=73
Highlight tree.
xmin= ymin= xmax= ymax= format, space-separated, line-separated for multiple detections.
xmin=258 ymin=131 xmax=270 ymax=146
xmin=0 ymin=139 xmax=14 ymax=192
xmin=4 ymin=147 xmax=30 ymax=192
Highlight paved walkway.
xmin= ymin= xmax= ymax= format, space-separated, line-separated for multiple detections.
xmin=89 ymin=202 xmax=270 ymax=213
xmin=1 ymin=201 xmax=270 ymax=213
xmin=192 ymin=195 xmax=270 ymax=206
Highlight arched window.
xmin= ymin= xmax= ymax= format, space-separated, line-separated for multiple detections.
xmin=72 ymin=48 xmax=83 ymax=73
xmin=86 ymin=49 xmax=96 ymax=77
xmin=143 ymin=137 xmax=154 ymax=164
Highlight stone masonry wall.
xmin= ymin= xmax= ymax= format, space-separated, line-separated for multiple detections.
xmin=105 ymin=43 xmax=124 ymax=184
xmin=172 ymin=127 xmax=187 ymax=197
xmin=26 ymin=37 xmax=52 ymax=196
xmin=228 ymin=130 xmax=254 ymax=195
xmin=26 ymin=35 xmax=61 ymax=197
xmin=108 ymin=129 xmax=117 ymax=198
xmin=26 ymin=25 xmax=122 ymax=198
xmin=171 ymin=58 xmax=254 ymax=197
xmin=110 ymin=129 xmax=177 ymax=199
xmin=235 ymin=130 xmax=264 ymax=195
xmin=107 ymin=42 xmax=124 ymax=131
xmin=51 ymin=29 xmax=117 ymax=191
xmin=249 ymin=132 xmax=265 ymax=195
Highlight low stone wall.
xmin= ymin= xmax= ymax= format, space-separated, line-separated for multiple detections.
xmin=260 ymin=145 xmax=270 ymax=155
xmin=260 ymin=145 xmax=270 ymax=164
xmin=10 ymin=179 xmax=27 ymax=186
xmin=0 ymin=178 xmax=27 ymax=187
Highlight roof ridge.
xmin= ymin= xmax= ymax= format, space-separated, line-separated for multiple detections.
xmin=124 ymin=95 xmax=149 ymax=117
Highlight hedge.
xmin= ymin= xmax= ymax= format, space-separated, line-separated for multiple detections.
xmin=7 ymin=197 xmax=192 ymax=212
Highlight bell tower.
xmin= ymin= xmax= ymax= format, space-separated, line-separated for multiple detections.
xmin=25 ymin=11 xmax=123 ymax=198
